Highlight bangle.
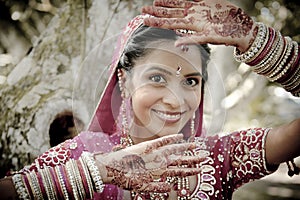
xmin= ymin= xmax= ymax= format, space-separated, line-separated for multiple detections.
xmin=65 ymin=160 xmax=80 ymax=200
xmin=69 ymin=159 xmax=86 ymax=199
xmin=270 ymin=41 xmax=298 ymax=82
xmin=233 ymin=23 xmax=268 ymax=63
xmin=266 ymin=37 xmax=293 ymax=78
xmin=12 ymin=174 xmax=31 ymax=200
xmin=54 ymin=166 xmax=70 ymax=200
xmin=27 ymin=172 xmax=43 ymax=200
xmin=247 ymin=27 xmax=276 ymax=65
xmin=81 ymin=151 xmax=105 ymax=193
xmin=254 ymin=33 xmax=285 ymax=76
xmin=78 ymin=157 xmax=94 ymax=199
xmin=251 ymin=31 xmax=282 ymax=73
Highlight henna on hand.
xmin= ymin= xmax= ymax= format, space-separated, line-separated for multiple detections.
xmin=96 ymin=134 xmax=206 ymax=193
xmin=142 ymin=0 xmax=256 ymax=50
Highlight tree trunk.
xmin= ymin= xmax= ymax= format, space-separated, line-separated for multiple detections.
xmin=0 ymin=0 xmax=151 ymax=177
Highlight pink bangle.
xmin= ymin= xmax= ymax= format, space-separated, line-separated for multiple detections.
xmin=49 ymin=167 xmax=64 ymax=199
xmin=60 ymin=165 xmax=74 ymax=200
xmin=77 ymin=159 xmax=94 ymax=199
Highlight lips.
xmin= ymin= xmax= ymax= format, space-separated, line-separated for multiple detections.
xmin=152 ymin=109 xmax=185 ymax=123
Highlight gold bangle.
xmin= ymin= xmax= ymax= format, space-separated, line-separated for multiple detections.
xmin=270 ymin=41 xmax=298 ymax=82
xmin=266 ymin=37 xmax=292 ymax=78
xmin=234 ymin=23 xmax=268 ymax=63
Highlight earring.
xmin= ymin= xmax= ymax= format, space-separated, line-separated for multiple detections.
xmin=117 ymin=69 xmax=133 ymax=147
xmin=117 ymin=69 xmax=125 ymax=98
xmin=189 ymin=113 xmax=196 ymax=141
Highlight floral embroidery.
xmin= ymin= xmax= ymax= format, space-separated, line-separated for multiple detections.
xmin=69 ymin=142 xmax=78 ymax=150
xmin=37 ymin=145 xmax=70 ymax=167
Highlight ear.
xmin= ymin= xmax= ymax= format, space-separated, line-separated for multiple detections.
xmin=117 ymin=68 xmax=131 ymax=98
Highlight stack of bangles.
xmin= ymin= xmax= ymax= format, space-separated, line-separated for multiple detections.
xmin=234 ymin=22 xmax=300 ymax=97
xmin=11 ymin=151 xmax=104 ymax=200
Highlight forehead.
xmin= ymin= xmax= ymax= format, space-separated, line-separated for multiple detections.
xmin=135 ymin=41 xmax=203 ymax=73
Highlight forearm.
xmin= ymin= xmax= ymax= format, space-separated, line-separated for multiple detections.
xmin=266 ymin=118 xmax=300 ymax=165
xmin=234 ymin=23 xmax=300 ymax=97
xmin=0 ymin=153 xmax=104 ymax=200
xmin=0 ymin=177 xmax=18 ymax=200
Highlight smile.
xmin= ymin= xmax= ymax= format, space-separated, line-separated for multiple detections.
xmin=152 ymin=109 xmax=184 ymax=122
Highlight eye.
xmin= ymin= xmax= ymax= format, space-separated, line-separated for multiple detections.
xmin=149 ymin=74 xmax=166 ymax=84
xmin=183 ymin=78 xmax=199 ymax=87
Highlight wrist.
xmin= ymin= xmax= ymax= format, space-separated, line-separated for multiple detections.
xmin=237 ymin=22 xmax=258 ymax=53
xmin=94 ymin=153 xmax=110 ymax=184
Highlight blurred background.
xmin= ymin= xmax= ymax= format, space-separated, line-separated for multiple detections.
xmin=0 ymin=0 xmax=299 ymax=199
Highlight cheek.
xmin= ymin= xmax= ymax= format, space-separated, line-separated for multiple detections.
xmin=187 ymin=89 xmax=202 ymax=110
xmin=131 ymin=87 xmax=158 ymax=118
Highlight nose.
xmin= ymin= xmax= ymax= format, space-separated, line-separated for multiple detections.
xmin=162 ymin=86 xmax=184 ymax=108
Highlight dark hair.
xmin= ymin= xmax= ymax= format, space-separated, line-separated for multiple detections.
xmin=117 ymin=25 xmax=210 ymax=81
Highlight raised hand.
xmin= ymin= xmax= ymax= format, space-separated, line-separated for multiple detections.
xmin=94 ymin=134 xmax=205 ymax=193
xmin=142 ymin=0 xmax=257 ymax=52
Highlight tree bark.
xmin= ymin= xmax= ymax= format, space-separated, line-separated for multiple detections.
xmin=0 ymin=0 xmax=151 ymax=177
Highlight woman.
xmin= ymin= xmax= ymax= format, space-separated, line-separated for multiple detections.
xmin=1 ymin=0 xmax=300 ymax=199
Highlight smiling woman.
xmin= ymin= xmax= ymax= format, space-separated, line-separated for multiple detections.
xmin=119 ymin=39 xmax=206 ymax=143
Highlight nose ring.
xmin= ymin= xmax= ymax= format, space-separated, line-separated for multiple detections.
xmin=176 ymin=65 xmax=182 ymax=77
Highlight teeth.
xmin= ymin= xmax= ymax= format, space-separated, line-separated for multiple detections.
xmin=155 ymin=110 xmax=181 ymax=120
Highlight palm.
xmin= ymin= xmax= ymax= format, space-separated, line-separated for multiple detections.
xmin=95 ymin=134 xmax=204 ymax=193
xmin=143 ymin=0 xmax=255 ymax=51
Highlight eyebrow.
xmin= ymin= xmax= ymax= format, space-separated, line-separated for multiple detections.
xmin=146 ymin=66 xmax=202 ymax=77
xmin=146 ymin=66 xmax=172 ymax=75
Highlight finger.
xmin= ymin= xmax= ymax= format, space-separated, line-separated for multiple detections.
xmin=137 ymin=182 xmax=171 ymax=193
xmin=153 ymin=0 xmax=196 ymax=8
xmin=142 ymin=6 xmax=186 ymax=18
xmin=162 ymin=167 xmax=202 ymax=177
xmin=124 ymin=134 xmax=183 ymax=154
xmin=174 ymin=34 xmax=233 ymax=47
xmin=169 ymin=155 xmax=206 ymax=166
xmin=142 ymin=134 xmax=184 ymax=154
xmin=143 ymin=17 xmax=192 ymax=30
xmin=156 ymin=142 xmax=196 ymax=156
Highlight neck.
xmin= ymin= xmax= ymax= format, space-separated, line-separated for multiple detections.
xmin=128 ymin=124 xmax=159 ymax=144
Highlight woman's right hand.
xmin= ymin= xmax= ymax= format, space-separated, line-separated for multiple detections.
xmin=142 ymin=0 xmax=257 ymax=52
xmin=94 ymin=134 xmax=205 ymax=193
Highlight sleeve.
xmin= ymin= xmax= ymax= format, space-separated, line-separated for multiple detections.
xmin=223 ymin=128 xmax=276 ymax=190
xmin=18 ymin=131 xmax=115 ymax=173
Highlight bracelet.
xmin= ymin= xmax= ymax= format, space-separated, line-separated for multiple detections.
xmin=270 ymin=41 xmax=298 ymax=82
xmin=81 ymin=151 xmax=105 ymax=193
xmin=54 ymin=166 xmax=70 ymax=200
xmin=251 ymin=31 xmax=282 ymax=73
xmin=65 ymin=160 xmax=80 ymax=200
xmin=266 ymin=37 xmax=293 ymax=79
xmin=12 ymin=174 xmax=31 ymax=200
xmin=27 ymin=172 xmax=43 ymax=200
xmin=234 ymin=22 xmax=268 ymax=63
xmin=247 ymin=27 xmax=276 ymax=66
xmin=78 ymin=157 xmax=95 ymax=199
xmin=254 ymin=33 xmax=285 ymax=75
xmin=70 ymin=159 xmax=86 ymax=199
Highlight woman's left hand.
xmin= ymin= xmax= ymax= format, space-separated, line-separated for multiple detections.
xmin=94 ymin=134 xmax=205 ymax=193
xmin=142 ymin=0 xmax=257 ymax=52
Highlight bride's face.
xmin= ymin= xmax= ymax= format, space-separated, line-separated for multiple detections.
xmin=123 ymin=41 xmax=203 ymax=142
